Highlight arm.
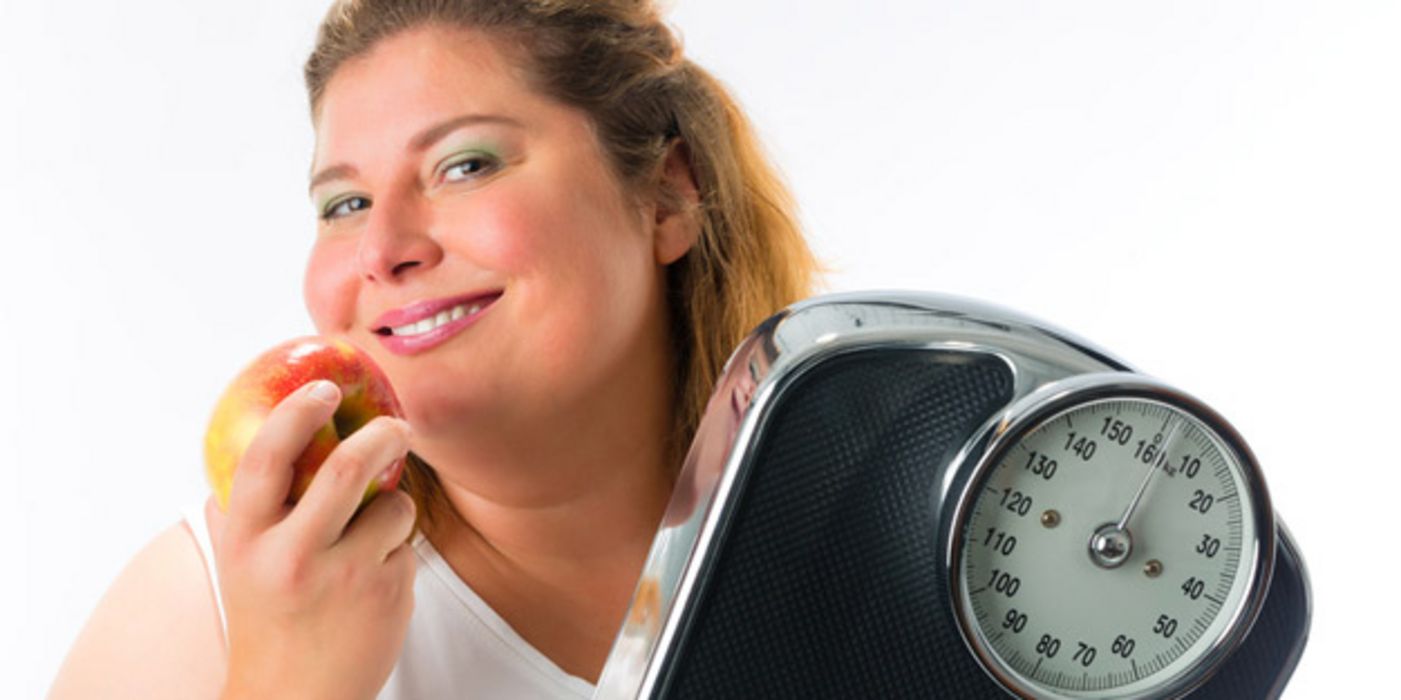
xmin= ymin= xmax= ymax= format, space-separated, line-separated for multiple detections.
xmin=47 ymin=520 xmax=228 ymax=699
xmin=52 ymin=382 xmax=416 ymax=700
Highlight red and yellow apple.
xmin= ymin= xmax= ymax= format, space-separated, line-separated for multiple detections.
xmin=204 ymin=336 xmax=406 ymax=512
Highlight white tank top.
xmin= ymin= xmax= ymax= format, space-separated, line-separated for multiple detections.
xmin=181 ymin=500 xmax=597 ymax=699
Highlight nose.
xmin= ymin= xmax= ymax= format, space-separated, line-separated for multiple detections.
xmin=357 ymin=184 xmax=443 ymax=282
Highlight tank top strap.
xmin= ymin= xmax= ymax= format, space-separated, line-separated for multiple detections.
xmin=181 ymin=499 xmax=229 ymax=646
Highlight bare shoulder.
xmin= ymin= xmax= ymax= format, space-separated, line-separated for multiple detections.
xmin=48 ymin=515 xmax=228 ymax=699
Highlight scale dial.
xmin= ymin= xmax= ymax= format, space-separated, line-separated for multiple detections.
xmin=951 ymin=379 xmax=1274 ymax=699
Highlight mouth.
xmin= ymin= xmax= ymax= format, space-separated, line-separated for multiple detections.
xmin=370 ymin=291 xmax=503 ymax=355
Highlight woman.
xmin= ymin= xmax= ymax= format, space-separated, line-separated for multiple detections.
xmin=49 ymin=0 xmax=818 ymax=697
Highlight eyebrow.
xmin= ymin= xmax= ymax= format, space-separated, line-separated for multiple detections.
xmin=307 ymin=113 xmax=524 ymax=197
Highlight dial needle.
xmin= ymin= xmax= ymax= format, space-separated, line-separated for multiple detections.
xmin=1115 ymin=419 xmax=1182 ymax=532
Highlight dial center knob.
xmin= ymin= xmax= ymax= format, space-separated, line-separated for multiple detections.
xmin=1088 ymin=523 xmax=1133 ymax=568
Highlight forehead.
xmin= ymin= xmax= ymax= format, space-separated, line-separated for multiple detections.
xmin=312 ymin=25 xmax=559 ymax=164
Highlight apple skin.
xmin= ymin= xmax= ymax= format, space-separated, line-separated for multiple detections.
xmin=204 ymin=336 xmax=406 ymax=512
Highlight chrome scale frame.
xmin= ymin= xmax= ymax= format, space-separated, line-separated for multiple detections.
xmin=592 ymin=290 xmax=1309 ymax=699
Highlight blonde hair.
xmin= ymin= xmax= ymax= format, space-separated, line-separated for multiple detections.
xmin=305 ymin=0 xmax=821 ymax=534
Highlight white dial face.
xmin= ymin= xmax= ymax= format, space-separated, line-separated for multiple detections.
xmin=957 ymin=397 xmax=1263 ymax=698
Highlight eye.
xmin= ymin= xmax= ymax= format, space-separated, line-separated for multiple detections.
xmin=321 ymin=195 xmax=370 ymax=221
xmin=440 ymin=153 xmax=500 ymax=183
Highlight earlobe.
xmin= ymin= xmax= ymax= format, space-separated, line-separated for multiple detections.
xmin=653 ymin=139 xmax=701 ymax=266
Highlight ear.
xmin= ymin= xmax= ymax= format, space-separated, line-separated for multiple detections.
xmin=652 ymin=138 xmax=701 ymax=266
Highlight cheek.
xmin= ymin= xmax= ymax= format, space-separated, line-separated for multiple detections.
xmin=473 ymin=174 xmax=646 ymax=288
xmin=513 ymin=178 xmax=657 ymax=358
xmin=303 ymin=238 xmax=359 ymax=334
xmin=456 ymin=183 xmax=561 ymax=274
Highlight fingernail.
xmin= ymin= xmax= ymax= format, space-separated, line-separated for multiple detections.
xmin=308 ymin=380 xmax=340 ymax=404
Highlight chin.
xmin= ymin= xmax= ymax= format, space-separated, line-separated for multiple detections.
xmin=396 ymin=371 xmax=501 ymax=435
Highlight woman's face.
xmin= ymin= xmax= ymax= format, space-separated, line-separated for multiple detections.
xmin=305 ymin=25 xmax=677 ymax=443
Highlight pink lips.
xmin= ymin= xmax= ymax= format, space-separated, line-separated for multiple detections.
xmin=372 ymin=291 xmax=502 ymax=356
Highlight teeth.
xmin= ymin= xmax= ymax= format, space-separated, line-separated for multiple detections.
xmin=389 ymin=302 xmax=484 ymax=337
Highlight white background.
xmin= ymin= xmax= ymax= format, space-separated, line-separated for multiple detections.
xmin=2 ymin=1 xmax=1395 ymax=697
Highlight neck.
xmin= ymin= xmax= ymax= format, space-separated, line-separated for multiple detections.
xmin=426 ymin=431 xmax=674 ymax=581
xmin=406 ymin=280 xmax=681 ymax=681
xmin=414 ymin=369 xmax=677 ymax=683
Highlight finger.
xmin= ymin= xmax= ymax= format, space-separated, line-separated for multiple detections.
xmin=386 ymin=538 xmax=418 ymax=585
xmin=385 ymin=538 xmax=419 ymax=595
xmin=337 ymin=490 xmax=417 ymax=564
xmin=225 ymin=380 xmax=341 ymax=540
xmin=383 ymin=540 xmax=419 ymax=611
xmin=282 ymin=416 xmax=412 ymax=551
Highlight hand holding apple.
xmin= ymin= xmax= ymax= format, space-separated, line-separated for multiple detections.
xmin=204 ymin=336 xmax=420 ymax=699
xmin=204 ymin=336 xmax=406 ymax=512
